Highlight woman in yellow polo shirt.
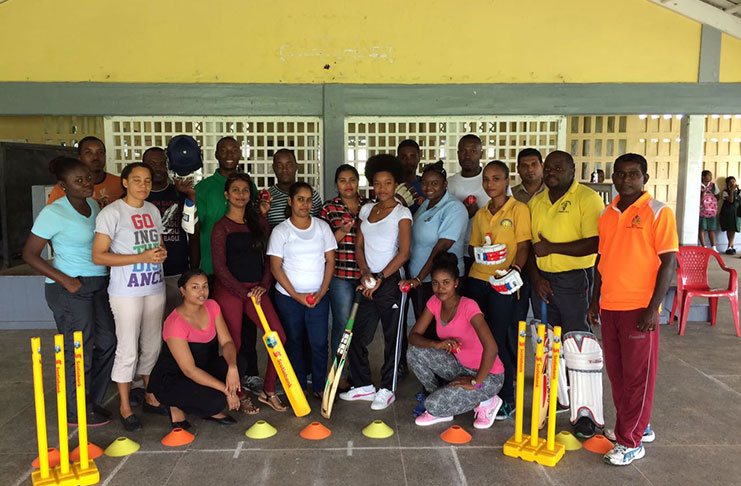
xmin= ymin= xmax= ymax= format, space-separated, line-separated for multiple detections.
xmin=467 ymin=160 xmax=531 ymax=418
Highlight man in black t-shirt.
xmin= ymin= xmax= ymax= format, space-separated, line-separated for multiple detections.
xmin=143 ymin=147 xmax=196 ymax=315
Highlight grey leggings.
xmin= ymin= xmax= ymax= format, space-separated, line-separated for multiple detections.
xmin=408 ymin=345 xmax=504 ymax=417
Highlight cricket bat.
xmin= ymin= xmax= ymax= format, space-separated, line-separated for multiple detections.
xmin=251 ymin=296 xmax=310 ymax=417
xmin=537 ymin=300 xmax=550 ymax=429
xmin=321 ymin=291 xmax=362 ymax=419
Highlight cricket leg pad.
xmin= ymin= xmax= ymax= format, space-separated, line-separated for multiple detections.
xmin=563 ymin=331 xmax=604 ymax=427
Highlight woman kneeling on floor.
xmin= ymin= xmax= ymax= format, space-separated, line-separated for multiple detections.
xmin=408 ymin=252 xmax=505 ymax=429
xmin=148 ymin=269 xmax=252 ymax=429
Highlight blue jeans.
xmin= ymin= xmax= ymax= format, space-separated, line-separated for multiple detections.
xmin=274 ymin=291 xmax=329 ymax=393
xmin=328 ymin=277 xmax=358 ymax=353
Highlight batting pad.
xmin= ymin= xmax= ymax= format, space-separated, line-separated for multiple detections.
xmin=563 ymin=331 xmax=604 ymax=427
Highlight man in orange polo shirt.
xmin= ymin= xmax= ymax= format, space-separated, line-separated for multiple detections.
xmin=48 ymin=136 xmax=122 ymax=208
xmin=588 ymin=153 xmax=678 ymax=466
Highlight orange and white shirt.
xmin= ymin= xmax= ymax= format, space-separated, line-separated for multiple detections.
xmin=597 ymin=192 xmax=678 ymax=311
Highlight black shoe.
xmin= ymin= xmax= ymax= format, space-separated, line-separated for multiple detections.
xmin=120 ymin=413 xmax=143 ymax=432
xmin=143 ymin=402 xmax=169 ymax=415
xmin=129 ymin=388 xmax=145 ymax=408
xmin=726 ymin=248 xmax=735 ymax=255
xmin=204 ymin=414 xmax=237 ymax=425
xmin=171 ymin=420 xmax=192 ymax=431
xmin=495 ymin=400 xmax=514 ymax=421
xmin=93 ymin=404 xmax=112 ymax=418
xmin=69 ymin=411 xmax=110 ymax=427
xmin=574 ymin=416 xmax=597 ymax=439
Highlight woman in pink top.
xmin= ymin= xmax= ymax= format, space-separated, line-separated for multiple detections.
xmin=148 ymin=269 xmax=250 ymax=430
xmin=408 ymin=252 xmax=504 ymax=429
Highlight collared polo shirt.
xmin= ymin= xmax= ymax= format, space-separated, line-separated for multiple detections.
xmin=511 ymin=182 xmax=545 ymax=204
xmin=598 ymin=192 xmax=678 ymax=311
xmin=195 ymin=169 xmax=257 ymax=274
xmin=469 ymin=196 xmax=531 ymax=281
xmin=528 ymin=180 xmax=604 ymax=273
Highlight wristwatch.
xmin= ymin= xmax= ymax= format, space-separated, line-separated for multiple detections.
xmin=470 ymin=378 xmax=483 ymax=389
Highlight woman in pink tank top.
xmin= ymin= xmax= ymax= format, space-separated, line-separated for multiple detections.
xmin=407 ymin=252 xmax=505 ymax=430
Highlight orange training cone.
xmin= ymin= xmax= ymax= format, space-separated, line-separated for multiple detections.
xmin=583 ymin=434 xmax=614 ymax=454
xmin=162 ymin=428 xmax=195 ymax=447
xmin=300 ymin=422 xmax=332 ymax=440
xmin=440 ymin=425 xmax=472 ymax=445
xmin=32 ymin=447 xmax=60 ymax=468
xmin=71 ymin=442 xmax=104 ymax=460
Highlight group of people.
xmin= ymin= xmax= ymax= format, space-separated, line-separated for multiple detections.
xmin=24 ymin=132 xmax=677 ymax=467
xmin=699 ymin=169 xmax=741 ymax=255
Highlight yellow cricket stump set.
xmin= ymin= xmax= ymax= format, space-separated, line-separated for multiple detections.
xmin=31 ymin=332 xmax=99 ymax=486
xmin=503 ymin=321 xmax=565 ymax=467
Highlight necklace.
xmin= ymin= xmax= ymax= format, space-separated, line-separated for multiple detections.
xmin=373 ymin=202 xmax=395 ymax=215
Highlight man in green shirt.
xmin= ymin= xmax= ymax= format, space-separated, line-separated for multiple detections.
xmin=194 ymin=136 xmax=257 ymax=274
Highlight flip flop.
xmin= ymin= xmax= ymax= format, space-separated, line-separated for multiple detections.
xmin=257 ymin=392 xmax=288 ymax=413
xmin=239 ymin=397 xmax=260 ymax=415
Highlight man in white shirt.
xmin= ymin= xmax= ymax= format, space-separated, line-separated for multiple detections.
xmin=446 ymin=134 xmax=490 ymax=278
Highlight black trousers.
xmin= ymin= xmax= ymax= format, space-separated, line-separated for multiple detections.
xmin=45 ymin=277 xmax=117 ymax=421
xmin=349 ymin=273 xmax=403 ymax=390
xmin=467 ymin=277 xmax=517 ymax=404
xmin=532 ymin=268 xmax=592 ymax=334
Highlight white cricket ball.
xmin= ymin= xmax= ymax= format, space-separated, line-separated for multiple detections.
xmin=364 ymin=277 xmax=377 ymax=289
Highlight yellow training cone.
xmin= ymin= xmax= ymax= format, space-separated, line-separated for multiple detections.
xmin=362 ymin=420 xmax=394 ymax=439
xmin=104 ymin=437 xmax=140 ymax=457
xmin=245 ymin=420 xmax=277 ymax=439
xmin=555 ymin=431 xmax=582 ymax=451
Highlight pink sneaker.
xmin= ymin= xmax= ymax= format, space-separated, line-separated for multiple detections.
xmin=415 ymin=411 xmax=453 ymax=426
xmin=473 ymin=396 xmax=502 ymax=429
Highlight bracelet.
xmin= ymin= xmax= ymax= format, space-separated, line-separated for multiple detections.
xmin=510 ymin=264 xmax=521 ymax=273
xmin=413 ymin=276 xmax=422 ymax=286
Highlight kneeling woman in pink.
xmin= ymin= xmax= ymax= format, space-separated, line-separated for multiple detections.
xmin=408 ymin=252 xmax=504 ymax=430
xmin=148 ymin=270 xmax=244 ymax=429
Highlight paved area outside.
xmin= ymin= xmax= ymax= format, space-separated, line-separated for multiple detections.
xmin=2 ymin=254 xmax=740 ymax=486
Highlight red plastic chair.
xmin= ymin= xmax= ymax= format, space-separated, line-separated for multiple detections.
xmin=669 ymin=246 xmax=739 ymax=337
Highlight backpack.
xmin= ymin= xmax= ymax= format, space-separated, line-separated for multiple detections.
xmin=700 ymin=184 xmax=718 ymax=218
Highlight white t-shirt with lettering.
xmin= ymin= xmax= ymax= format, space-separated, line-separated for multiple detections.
xmin=95 ymin=199 xmax=165 ymax=297
xmin=267 ymin=217 xmax=337 ymax=296
xmin=359 ymin=203 xmax=413 ymax=273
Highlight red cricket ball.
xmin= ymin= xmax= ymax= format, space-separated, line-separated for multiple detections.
xmin=464 ymin=195 xmax=477 ymax=206
xmin=259 ymin=189 xmax=270 ymax=201
xmin=306 ymin=293 xmax=316 ymax=305
xmin=400 ymin=282 xmax=411 ymax=293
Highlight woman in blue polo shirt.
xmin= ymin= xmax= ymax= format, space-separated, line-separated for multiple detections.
xmin=400 ymin=161 xmax=468 ymax=330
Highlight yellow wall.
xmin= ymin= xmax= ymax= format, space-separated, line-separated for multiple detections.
xmin=0 ymin=0 xmax=702 ymax=84
xmin=721 ymin=34 xmax=741 ymax=82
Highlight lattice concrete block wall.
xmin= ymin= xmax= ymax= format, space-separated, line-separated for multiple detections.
xmin=345 ymin=116 xmax=565 ymax=190
xmin=702 ymin=115 xmax=741 ymax=187
xmin=0 ymin=116 xmax=104 ymax=147
xmin=103 ymin=117 xmax=323 ymax=193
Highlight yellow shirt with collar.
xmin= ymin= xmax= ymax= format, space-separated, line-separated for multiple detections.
xmin=528 ymin=180 xmax=604 ymax=273
xmin=469 ymin=197 xmax=531 ymax=282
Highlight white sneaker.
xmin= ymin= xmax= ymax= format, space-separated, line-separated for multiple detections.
xmin=603 ymin=443 xmax=645 ymax=466
xmin=370 ymin=388 xmax=395 ymax=410
xmin=339 ymin=385 xmax=377 ymax=402
xmin=604 ymin=424 xmax=655 ymax=443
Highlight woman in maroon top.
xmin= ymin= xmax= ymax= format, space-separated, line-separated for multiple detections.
xmin=211 ymin=173 xmax=287 ymax=412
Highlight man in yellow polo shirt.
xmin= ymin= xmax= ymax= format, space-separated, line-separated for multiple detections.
xmin=527 ymin=150 xmax=605 ymax=438
xmin=588 ymin=153 xmax=677 ymax=466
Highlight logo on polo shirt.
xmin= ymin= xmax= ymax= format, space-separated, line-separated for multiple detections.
xmin=501 ymin=218 xmax=513 ymax=229
xmin=558 ymin=201 xmax=571 ymax=213
xmin=629 ymin=215 xmax=643 ymax=229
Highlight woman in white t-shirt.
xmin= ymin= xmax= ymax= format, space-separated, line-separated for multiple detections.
xmin=92 ymin=162 xmax=167 ymax=432
xmin=267 ymin=182 xmax=337 ymax=398
xmin=339 ymin=154 xmax=412 ymax=411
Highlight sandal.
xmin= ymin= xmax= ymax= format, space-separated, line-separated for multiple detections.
xmin=239 ymin=397 xmax=260 ymax=415
xmin=258 ymin=391 xmax=288 ymax=412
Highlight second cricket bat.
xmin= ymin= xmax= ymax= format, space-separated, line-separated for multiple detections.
xmin=321 ymin=291 xmax=362 ymax=419
xmin=252 ymin=296 xmax=310 ymax=417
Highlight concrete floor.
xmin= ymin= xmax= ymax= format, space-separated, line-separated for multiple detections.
xmin=2 ymin=255 xmax=741 ymax=486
